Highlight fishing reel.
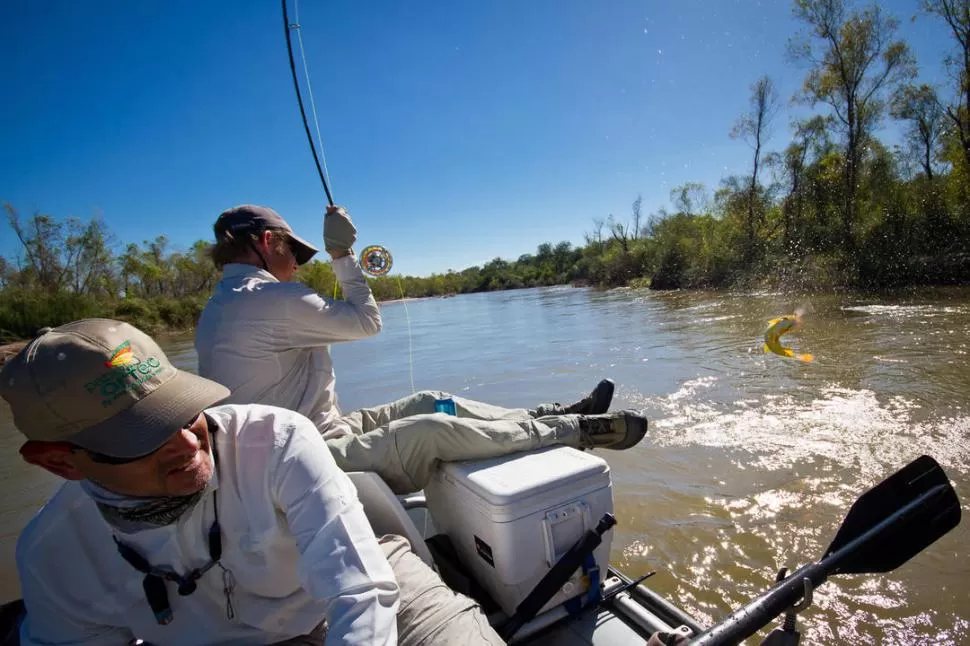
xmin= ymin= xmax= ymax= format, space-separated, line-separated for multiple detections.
xmin=359 ymin=245 xmax=393 ymax=277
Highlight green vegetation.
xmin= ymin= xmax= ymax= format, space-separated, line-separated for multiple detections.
xmin=0 ymin=205 xmax=218 ymax=342
xmin=2 ymin=0 xmax=969 ymax=343
xmin=570 ymin=0 xmax=970 ymax=293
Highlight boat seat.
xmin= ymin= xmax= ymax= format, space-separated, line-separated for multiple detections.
xmin=346 ymin=471 xmax=435 ymax=568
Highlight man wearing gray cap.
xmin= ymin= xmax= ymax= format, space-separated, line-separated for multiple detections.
xmin=195 ymin=204 xmax=648 ymax=494
xmin=1 ymin=319 xmax=503 ymax=646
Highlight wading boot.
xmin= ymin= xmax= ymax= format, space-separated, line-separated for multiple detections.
xmin=530 ymin=379 xmax=615 ymax=417
xmin=577 ymin=410 xmax=648 ymax=451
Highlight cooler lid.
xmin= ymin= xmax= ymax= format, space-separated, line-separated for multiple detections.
xmin=442 ymin=446 xmax=609 ymax=507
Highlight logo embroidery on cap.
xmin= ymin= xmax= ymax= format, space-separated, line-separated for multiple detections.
xmin=84 ymin=341 xmax=165 ymax=407
xmin=105 ymin=340 xmax=136 ymax=367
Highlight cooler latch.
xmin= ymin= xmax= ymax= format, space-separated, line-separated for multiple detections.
xmin=541 ymin=502 xmax=592 ymax=567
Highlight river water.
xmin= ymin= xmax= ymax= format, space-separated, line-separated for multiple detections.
xmin=1 ymin=286 xmax=969 ymax=644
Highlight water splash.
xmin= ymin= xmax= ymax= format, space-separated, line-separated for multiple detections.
xmin=619 ymin=375 xmax=970 ymax=644
xmin=631 ymin=380 xmax=970 ymax=481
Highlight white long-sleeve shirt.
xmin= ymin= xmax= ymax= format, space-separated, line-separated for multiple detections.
xmin=195 ymin=257 xmax=382 ymax=437
xmin=16 ymin=404 xmax=399 ymax=646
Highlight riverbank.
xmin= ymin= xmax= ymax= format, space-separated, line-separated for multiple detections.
xmin=0 ymin=342 xmax=27 ymax=367
xmin=0 ymin=326 xmax=195 ymax=367
xmin=0 ymin=292 xmax=444 ymax=352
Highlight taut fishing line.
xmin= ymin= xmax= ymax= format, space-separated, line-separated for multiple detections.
xmin=282 ymin=0 xmax=415 ymax=393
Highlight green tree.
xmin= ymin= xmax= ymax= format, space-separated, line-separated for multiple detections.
xmin=0 ymin=256 xmax=11 ymax=290
xmin=5 ymin=204 xmax=71 ymax=291
xmin=65 ymin=216 xmax=117 ymax=296
xmin=922 ymin=0 xmax=970 ymax=171
xmin=891 ymin=83 xmax=946 ymax=179
xmin=730 ymin=75 xmax=780 ymax=264
xmin=770 ymin=116 xmax=831 ymax=256
xmin=788 ymin=0 xmax=916 ymax=254
xmin=670 ymin=182 xmax=709 ymax=217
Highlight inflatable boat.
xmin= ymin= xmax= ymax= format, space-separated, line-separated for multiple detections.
xmin=0 ymin=447 xmax=960 ymax=646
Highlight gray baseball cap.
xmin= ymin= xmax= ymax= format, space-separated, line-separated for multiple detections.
xmin=0 ymin=319 xmax=230 ymax=459
xmin=214 ymin=204 xmax=319 ymax=265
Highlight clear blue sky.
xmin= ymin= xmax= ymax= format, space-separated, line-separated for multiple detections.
xmin=0 ymin=0 xmax=957 ymax=277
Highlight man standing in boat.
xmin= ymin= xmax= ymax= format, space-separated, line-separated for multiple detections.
xmin=1 ymin=319 xmax=505 ymax=645
xmin=194 ymin=203 xmax=649 ymax=493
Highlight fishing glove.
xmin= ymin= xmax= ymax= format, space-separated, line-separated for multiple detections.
xmin=323 ymin=205 xmax=357 ymax=253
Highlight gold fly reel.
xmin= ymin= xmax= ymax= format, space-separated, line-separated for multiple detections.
xmin=359 ymin=245 xmax=393 ymax=276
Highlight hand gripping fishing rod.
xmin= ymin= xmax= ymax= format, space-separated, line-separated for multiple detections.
xmin=688 ymin=454 xmax=961 ymax=646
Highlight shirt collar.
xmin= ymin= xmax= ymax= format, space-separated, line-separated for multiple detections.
xmin=220 ymin=262 xmax=280 ymax=284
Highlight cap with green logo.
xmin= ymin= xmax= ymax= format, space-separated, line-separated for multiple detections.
xmin=0 ymin=319 xmax=230 ymax=459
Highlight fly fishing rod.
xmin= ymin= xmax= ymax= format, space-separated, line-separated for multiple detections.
xmin=281 ymin=0 xmax=333 ymax=207
xmin=279 ymin=0 xmax=413 ymax=391
xmin=280 ymin=0 xmax=395 ymax=279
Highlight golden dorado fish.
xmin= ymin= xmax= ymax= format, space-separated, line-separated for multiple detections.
xmin=764 ymin=314 xmax=814 ymax=362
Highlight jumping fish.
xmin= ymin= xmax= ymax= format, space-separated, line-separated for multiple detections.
xmin=764 ymin=314 xmax=814 ymax=362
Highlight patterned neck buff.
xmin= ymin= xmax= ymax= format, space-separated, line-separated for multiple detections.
xmin=79 ymin=444 xmax=215 ymax=534
xmin=82 ymin=480 xmax=210 ymax=533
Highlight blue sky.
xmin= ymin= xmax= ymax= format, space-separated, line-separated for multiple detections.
xmin=0 ymin=0 xmax=957 ymax=277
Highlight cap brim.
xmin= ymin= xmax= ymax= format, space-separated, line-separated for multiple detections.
xmin=66 ymin=370 xmax=230 ymax=459
xmin=288 ymin=232 xmax=319 ymax=265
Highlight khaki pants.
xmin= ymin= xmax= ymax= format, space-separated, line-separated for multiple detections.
xmin=324 ymin=390 xmax=584 ymax=494
xmin=274 ymin=535 xmax=504 ymax=646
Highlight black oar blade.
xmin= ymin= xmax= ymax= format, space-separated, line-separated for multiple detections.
xmin=825 ymin=454 xmax=961 ymax=575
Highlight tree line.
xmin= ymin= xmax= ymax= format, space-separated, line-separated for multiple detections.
xmin=576 ymin=0 xmax=970 ymax=292
xmin=0 ymin=202 xmax=586 ymax=342
xmin=2 ymin=0 xmax=969 ymax=343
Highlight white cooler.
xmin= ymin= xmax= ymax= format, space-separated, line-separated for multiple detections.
xmin=424 ymin=445 xmax=614 ymax=617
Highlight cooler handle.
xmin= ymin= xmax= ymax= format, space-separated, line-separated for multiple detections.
xmin=541 ymin=501 xmax=592 ymax=567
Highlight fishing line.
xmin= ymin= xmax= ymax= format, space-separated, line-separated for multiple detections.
xmin=281 ymin=0 xmax=416 ymax=394
xmin=331 ymin=269 xmax=415 ymax=395
xmin=359 ymin=246 xmax=414 ymax=392
xmin=282 ymin=0 xmax=333 ymax=206
xmin=291 ymin=0 xmax=333 ymax=197
xmin=398 ymin=277 xmax=416 ymax=394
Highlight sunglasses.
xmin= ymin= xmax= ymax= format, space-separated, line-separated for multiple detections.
xmin=77 ymin=415 xmax=202 ymax=465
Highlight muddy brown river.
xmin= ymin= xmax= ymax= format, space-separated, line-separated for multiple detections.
xmin=2 ymin=285 xmax=968 ymax=644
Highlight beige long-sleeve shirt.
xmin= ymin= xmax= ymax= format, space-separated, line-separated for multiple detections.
xmin=195 ymin=257 xmax=382 ymax=436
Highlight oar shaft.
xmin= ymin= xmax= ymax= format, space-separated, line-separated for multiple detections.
xmin=687 ymin=564 xmax=824 ymax=646
xmin=689 ymin=484 xmax=950 ymax=645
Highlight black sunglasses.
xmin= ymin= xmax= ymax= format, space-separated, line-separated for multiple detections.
xmin=77 ymin=415 xmax=202 ymax=465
